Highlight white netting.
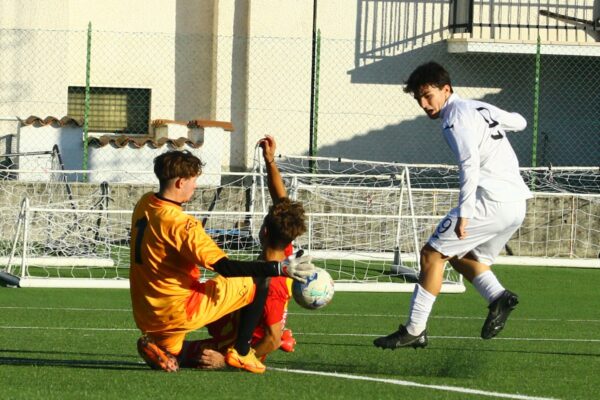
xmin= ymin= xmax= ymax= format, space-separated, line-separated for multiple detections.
xmin=275 ymin=157 xmax=599 ymax=263
xmin=271 ymin=155 xmax=463 ymax=289
xmin=0 ymin=155 xmax=597 ymax=288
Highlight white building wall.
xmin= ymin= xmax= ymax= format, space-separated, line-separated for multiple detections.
xmin=0 ymin=0 xmax=215 ymax=131
xmin=1 ymin=1 xmax=597 ymax=169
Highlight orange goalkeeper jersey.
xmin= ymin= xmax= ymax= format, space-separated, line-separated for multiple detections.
xmin=130 ymin=192 xmax=227 ymax=333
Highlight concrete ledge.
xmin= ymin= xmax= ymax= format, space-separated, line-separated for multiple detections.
xmin=447 ymin=38 xmax=600 ymax=56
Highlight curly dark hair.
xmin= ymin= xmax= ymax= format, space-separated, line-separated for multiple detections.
xmin=263 ymin=198 xmax=306 ymax=249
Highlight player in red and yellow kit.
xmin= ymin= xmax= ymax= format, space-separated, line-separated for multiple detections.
xmin=176 ymin=136 xmax=303 ymax=369
xmin=131 ymin=148 xmax=313 ymax=374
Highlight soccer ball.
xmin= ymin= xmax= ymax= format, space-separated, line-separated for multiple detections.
xmin=292 ymin=267 xmax=334 ymax=310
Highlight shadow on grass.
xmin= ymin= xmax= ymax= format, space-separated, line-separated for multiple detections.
xmin=0 ymin=348 xmax=132 ymax=358
xmin=442 ymin=344 xmax=600 ymax=358
xmin=0 ymin=348 xmax=145 ymax=371
xmin=270 ymin=354 xmax=486 ymax=379
xmin=271 ymin=343 xmax=488 ymax=379
xmin=0 ymin=355 xmax=144 ymax=370
xmin=300 ymin=338 xmax=600 ymax=359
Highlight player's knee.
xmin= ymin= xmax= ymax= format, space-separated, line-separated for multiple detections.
xmin=420 ymin=244 xmax=437 ymax=263
xmin=420 ymin=245 xmax=445 ymax=271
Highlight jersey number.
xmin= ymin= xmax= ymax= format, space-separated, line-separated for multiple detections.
xmin=134 ymin=217 xmax=148 ymax=265
xmin=476 ymin=107 xmax=504 ymax=140
xmin=431 ymin=217 xmax=453 ymax=239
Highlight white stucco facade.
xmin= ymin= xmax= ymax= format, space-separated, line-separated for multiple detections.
xmin=1 ymin=0 xmax=598 ymax=169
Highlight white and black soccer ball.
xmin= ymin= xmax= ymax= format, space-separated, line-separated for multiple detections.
xmin=292 ymin=267 xmax=334 ymax=310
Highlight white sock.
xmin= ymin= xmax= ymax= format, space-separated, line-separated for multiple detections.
xmin=472 ymin=270 xmax=505 ymax=304
xmin=405 ymin=284 xmax=436 ymax=336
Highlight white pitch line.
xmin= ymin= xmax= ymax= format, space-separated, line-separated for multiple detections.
xmin=0 ymin=326 xmax=598 ymax=343
xmin=289 ymin=312 xmax=600 ymax=324
xmin=0 ymin=326 xmax=138 ymax=332
xmin=0 ymin=306 xmax=131 ymax=312
xmin=269 ymin=367 xmax=559 ymax=400
xmin=298 ymin=332 xmax=600 ymax=343
xmin=2 ymin=306 xmax=600 ymax=324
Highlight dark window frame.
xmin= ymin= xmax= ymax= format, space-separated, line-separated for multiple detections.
xmin=67 ymin=86 xmax=151 ymax=135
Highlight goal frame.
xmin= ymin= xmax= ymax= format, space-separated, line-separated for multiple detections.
xmin=3 ymin=159 xmax=597 ymax=289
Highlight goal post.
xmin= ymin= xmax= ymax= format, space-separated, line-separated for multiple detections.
xmin=1 ymin=157 xmax=597 ymax=289
xmin=268 ymin=154 xmax=465 ymax=293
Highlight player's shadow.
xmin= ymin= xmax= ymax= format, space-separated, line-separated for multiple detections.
xmin=271 ymin=353 xmax=485 ymax=379
xmin=272 ymin=341 xmax=487 ymax=378
xmin=0 ymin=348 xmax=144 ymax=371
xmin=443 ymin=344 xmax=600 ymax=359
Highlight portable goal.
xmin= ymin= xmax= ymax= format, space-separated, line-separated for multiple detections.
xmin=1 ymin=152 xmax=597 ymax=289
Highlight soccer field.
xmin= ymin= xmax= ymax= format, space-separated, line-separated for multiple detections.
xmin=1 ymin=265 xmax=599 ymax=400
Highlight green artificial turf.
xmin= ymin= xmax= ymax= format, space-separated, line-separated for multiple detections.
xmin=1 ymin=265 xmax=599 ymax=399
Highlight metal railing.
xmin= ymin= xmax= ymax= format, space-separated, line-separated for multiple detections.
xmin=450 ymin=0 xmax=600 ymax=42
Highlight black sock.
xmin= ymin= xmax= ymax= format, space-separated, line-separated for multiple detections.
xmin=234 ymin=277 xmax=270 ymax=356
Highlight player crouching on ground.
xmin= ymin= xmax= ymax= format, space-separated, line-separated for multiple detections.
xmin=130 ymin=148 xmax=314 ymax=373
xmin=177 ymin=135 xmax=305 ymax=369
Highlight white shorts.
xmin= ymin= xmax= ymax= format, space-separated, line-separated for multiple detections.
xmin=427 ymin=195 xmax=526 ymax=266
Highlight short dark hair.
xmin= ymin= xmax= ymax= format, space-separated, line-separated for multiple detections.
xmin=153 ymin=151 xmax=202 ymax=186
xmin=263 ymin=198 xmax=306 ymax=249
xmin=404 ymin=61 xmax=452 ymax=94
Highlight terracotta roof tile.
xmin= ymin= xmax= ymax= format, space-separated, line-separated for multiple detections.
xmin=151 ymin=119 xmax=187 ymax=127
xmin=188 ymin=119 xmax=234 ymax=131
xmin=152 ymin=119 xmax=234 ymax=131
xmin=19 ymin=116 xmax=83 ymax=127
xmin=88 ymin=135 xmax=202 ymax=148
xmin=17 ymin=117 xmax=233 ymax=148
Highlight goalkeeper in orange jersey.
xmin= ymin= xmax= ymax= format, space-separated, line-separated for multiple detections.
xmin=176 ymin=135 xmax=303 ymax=369
xmin=130 ymin=141 xmax=314 ymax=374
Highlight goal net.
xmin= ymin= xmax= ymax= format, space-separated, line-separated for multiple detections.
xmin=265 ymin=154 xmax=464 ymax=292
xmin=0 ymin=151 xmax=597 ymax=289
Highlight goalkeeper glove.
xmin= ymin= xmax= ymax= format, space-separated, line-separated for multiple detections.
xmin=279 ymin=255 xmax=315 ymax=283
xmin=279 ymin=329 xmax=296 ymax=352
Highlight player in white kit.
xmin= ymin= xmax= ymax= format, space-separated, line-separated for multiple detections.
xmin=374 ymin=62 xmax=532 ymax=349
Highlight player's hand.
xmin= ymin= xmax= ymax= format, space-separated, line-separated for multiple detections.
xmin=455 ymin=217 xmax=468 ymax=240
xmin=198 ymin=349 xmax=226 ymax=370
xmin=280 ymin=255 xmax=315 ymax=283
xmin=257 ymin=135 xmax=276 ymax=164
xmin=279 ymin=329 xmax=296 ymax=352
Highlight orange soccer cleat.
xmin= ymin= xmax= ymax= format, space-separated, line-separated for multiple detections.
xmin=279 ymin=329 xmax=296 ymax=352
xmin=224 ymin=347 xmax=266 ymax=374
xmin=137 ymin=335 xmax=179 ymax=372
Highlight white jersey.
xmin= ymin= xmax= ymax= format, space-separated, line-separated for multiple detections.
xmin=439 ymin=93 xmax=532 ymax=218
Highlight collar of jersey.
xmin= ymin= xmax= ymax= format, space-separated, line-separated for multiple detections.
xmin=440 ymin=92 xmax=459 ymax=120
xmin=153 ymin=193 xmax=183 ymax=207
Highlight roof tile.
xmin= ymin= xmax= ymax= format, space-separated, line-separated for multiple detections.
xmin=88 ymin=135 xmax=202 ymax=148
xmin=19 ymin=116 xmax=83 ymax=127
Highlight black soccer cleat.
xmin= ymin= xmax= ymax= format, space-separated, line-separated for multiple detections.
xmin=373 ymin=324 xmax=428 ymax=350
xmin=481 ymin=290 xmax=519 ymax=340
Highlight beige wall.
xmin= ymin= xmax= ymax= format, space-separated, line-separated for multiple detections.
xmin=1 ymin=1 xmax=597 ymax=169
xmin=0 ymin=0 xmax=215 ymax=132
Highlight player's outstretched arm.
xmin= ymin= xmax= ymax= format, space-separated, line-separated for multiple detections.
xmin=212 ymin=255 xmax=315 ymax=283
xmin=258 ymin=135 xmax=287 ymax=203
xmin=495 ymin=108 xmax=527 ymax=132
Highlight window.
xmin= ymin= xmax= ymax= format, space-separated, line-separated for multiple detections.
xmin=68 ymin=87 xmax=151 ymax=134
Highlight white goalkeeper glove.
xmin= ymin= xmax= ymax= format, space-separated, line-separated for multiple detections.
xmin=279 ymin=255 xmax=315 ymax=283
